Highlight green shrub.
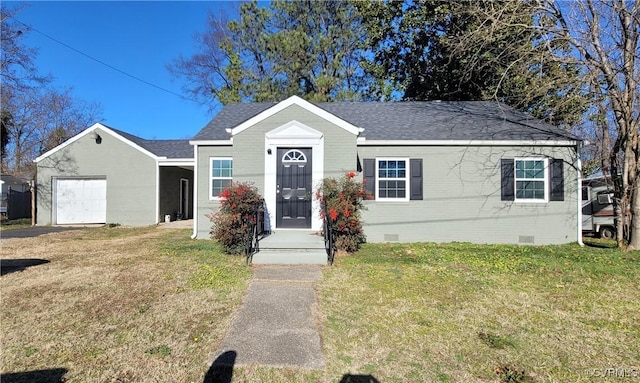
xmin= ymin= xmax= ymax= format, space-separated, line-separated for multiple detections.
xmin=208 ymin=182 xmax=263 ymax=254
xmin=316 ymin=171 xmax=370 ymax=253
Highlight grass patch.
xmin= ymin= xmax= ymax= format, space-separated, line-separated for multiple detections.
xmin=145 ymin=344 xmax=171 ymax=358
xmin=478 ymin=332 xmax=518 ymax=350
xmin=2 ymin=230 xmax=638 ymax=382
xmin=318 ymin=242 xmax=640 ymax=382
xmin=0 ymin=218 xmax=32 ymax=231
xmin=0 ymin=226 xmax=251 ymax=382
xmin=583 ymin=236 xmax=618 ymax=249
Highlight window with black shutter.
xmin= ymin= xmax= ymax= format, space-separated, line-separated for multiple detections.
xmin=362 ymin=158 xmax=423 ymax=201
xmin=501 ymin=157 xmax=564 ymax=202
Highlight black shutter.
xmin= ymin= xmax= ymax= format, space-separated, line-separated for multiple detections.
xmin=501 ymin=159 xmax=515 ymax=201
xmin=410 ymin=158 xmax=423 ymax=200
xmin=549 ymin=158 xmax=564 ymax=201
xmin=363 ymin=159 xmax=375 ymax=199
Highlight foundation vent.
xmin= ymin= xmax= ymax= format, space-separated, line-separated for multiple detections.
xmin=384 ymin=234 xmax=399 ymax=242
xmin=518 ymin=235 xmax=535 ymax=244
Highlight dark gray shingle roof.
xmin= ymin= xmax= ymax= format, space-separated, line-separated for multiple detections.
xmin=194 ymin=100 xmax=579 ymax=142
xmin=106 ymin=127 xmax=193 ymax=158
xmin=193 ymin=102 xmax=277 ymax=140
xmin=0 ymin=174 xmax=30 ymax=185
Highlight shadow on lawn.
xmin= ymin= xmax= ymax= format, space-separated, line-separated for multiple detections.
xmin=339 ymin=374 xmax=380 ymax=383
xmin=0 ymin=368 xmax=67 ymax=383
xmin=0 ymin=259 xmax=50 ymax=276
xmin=203 ymin=350 xmax=236 ymax=383
xmin=201 ymin=351 xmax=380 ymax=383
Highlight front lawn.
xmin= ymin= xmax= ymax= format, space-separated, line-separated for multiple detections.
xmin=0 ymin=227 xmax=251 ymax=382
xmin=317 ymin=242 xmax=639 ymax=382
xmin=1 ymin=228 xmax=638 ymax=382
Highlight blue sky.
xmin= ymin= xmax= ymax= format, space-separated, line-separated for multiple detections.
xmin=7 ymin=1 xmax=240 ymax=140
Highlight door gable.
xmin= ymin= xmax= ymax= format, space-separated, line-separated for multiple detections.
xmin=229 ymin=95 xmax=363 ymax=137
xmin=265 ymin=120 xmax=323 ymax=141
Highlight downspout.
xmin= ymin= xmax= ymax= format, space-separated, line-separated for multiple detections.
xmin=155 ymin=160 xmax=160 ymax=224
xmin=191 ymin=143 xmax=199 ymax=239
xmin=577 ymin=141 xmax=584 ymax=246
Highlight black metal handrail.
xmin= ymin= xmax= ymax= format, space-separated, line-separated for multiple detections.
xmin=322 ymin=199 xmax=336 ymax=265
xmin=245 ymin=199 xmax=266 ymax=265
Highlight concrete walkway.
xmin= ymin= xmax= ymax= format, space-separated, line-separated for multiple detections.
xmin=213 ymin=265 xmax=325 ymax=368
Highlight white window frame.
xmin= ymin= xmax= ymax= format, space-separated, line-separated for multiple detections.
xmin=209 ymin=157 xmax=233 ymax=200
xmin=376 ymin=157 xmax=410 ymax=201
xmin=514 ymin=157 xmax=548 ymax=203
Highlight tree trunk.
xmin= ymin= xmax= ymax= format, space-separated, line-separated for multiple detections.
xmin=629 ymin=179 xmax=640 ymax=250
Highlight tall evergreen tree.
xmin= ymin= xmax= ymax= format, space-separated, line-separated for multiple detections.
xmin=169 ymin=0 xmax=371 ymax=108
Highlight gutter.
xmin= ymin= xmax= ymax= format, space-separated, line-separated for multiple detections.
xmin=191 ymin=143 xmax=199 ymax=239
xmin=577 ymin=142 xmax=584 ymax=247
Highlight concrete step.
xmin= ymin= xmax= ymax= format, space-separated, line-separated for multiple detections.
xmin=259 ymin=230 xmax=325 ymax=250
xmin=251 ymin=249 xmax=327 ymax=265
xmin=252 ymin=230 xmax=328 ymax=265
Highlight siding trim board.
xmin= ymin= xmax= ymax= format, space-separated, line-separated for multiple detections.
xmin=158 ymin=159 xmax=194 ymax=167
xmin=188 ymin=140 xmax=233 ymax=146
xmin=357 ymin=139 xmax=578 ymax=147
xmin=191 ymin=143 xmax=199 ymax=239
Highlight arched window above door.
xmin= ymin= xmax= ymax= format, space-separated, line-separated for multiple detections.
xmin=282 ymin=149 xmax=307 ymax=164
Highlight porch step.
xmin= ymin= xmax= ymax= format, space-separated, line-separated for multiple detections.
xmin=252 ymin=249 xmax=327 ymax=265
xmin=252 ymin=230 xmax=327 ymax=265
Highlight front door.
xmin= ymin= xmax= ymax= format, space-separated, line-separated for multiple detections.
xmin=276 ymin=148 xmax=312 ymax=228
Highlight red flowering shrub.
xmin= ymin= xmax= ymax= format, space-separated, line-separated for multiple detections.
xmin=207 ymin=182 xmax=263 ymax=254
xmin=315 ymin=171 xmax=370 ymax=253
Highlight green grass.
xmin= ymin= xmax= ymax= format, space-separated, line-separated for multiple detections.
xmin=1 ymin=227 xmax=252 ymax=382
xmin=2 ymin=228 xmax=638 ymax=382
xmin=317 ymin=242 xmax=640 ymax=382
xmin=0 ymin=218 xmax=32 ymax=230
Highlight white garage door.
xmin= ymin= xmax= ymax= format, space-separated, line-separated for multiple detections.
xmin=56 ymin=179 xmax=107 ymax=224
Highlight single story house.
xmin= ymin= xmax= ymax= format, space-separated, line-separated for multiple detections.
xmin=36 ymin=96 xmax=583 ymax=245
xmin=35 ymin=124 xmax=194 ymax=226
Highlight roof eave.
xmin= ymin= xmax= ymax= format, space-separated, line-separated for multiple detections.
xmin=34 ymin=123 xmax=162 ymax=163
xmin=189 ymin=139 xmax=233 ymax=146
xmin=357 ymin=139 xmax=580 ymax=146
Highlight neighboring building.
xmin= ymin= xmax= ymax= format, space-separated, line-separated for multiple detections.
xmin=36 ymin=96 xmax=582 ymax=245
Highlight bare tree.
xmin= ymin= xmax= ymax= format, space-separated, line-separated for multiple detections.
xmin=1 ymin=5 xmax=102 ymax=178
xmin=547 ymin=0 xmax=639 ymax=249
xmin=448 ymin=0 xmax=639 ymax=249
xmin=3 ymin=86 xmax=101 ymax=178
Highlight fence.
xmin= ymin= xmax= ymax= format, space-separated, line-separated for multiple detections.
xmin=6 ymin=189 xmax=31 ymax=220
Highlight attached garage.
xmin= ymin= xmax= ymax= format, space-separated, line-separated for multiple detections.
xmin=55 ymin=178 xmax=107 ymax=224
xmin=35 ymin=123 xmax=194 ymax=227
